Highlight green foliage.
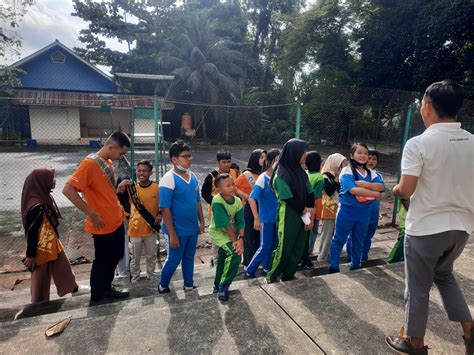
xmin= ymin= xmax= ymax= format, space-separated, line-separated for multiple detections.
xmin=71 ymin=0 xmax=473 ymax=144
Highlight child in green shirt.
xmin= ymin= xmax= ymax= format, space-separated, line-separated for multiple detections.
xmin=387 ymin=198 xmax=409 ymax=263
xmin=209 ymin=173 xmax=245 ymax=301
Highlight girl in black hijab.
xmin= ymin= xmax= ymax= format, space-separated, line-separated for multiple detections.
xmin=267 ymin=139 xmax=315 ymax=283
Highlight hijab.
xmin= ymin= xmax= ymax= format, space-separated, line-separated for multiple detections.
xmin=21 ymin=168 xmax=60 ymax=228
xmin=321 ymin=153 xmax=347 ymax=176
xmin=274 ymin=138 xmax=309 ymax=205
xmin=244 ymin=149 xmax=266 ymax=175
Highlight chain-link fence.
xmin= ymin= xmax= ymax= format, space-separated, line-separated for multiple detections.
xmin=1 ymin=86 xmax=472 ymax=272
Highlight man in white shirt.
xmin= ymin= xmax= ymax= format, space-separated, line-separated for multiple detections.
xmin=386 ymin=80 xmax=473 ymax=355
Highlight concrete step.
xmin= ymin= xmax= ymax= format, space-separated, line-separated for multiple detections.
xmin=1 ymin=251 xmax=472 ymax=354
xmin=1 ymin=286 xmax=323 ymax=354
xmin=0 ymin=248 xmax=390 ymax=323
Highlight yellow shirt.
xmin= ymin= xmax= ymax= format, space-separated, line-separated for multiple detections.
xmin=128 ymin=182 xmax=160 ymax=237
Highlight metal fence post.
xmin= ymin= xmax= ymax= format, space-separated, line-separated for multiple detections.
xmin=392 ymin=103 xmax=413 ymax=225
xmin=295 ymin=101 xmax=302 ymax=139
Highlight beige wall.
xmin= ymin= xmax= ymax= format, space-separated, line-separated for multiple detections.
xmin=30 ymin=107 xmax=81 ymax=143
xmin=79 ymin=107 xmax=131 ymax=137
xmin=29 ymin=106 xmax=158 ymax=144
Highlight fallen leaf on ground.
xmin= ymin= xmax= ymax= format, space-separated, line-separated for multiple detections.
xmin=45 ymin=316 xmax=72 ymax=337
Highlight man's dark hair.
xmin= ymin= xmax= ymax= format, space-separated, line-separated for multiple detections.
xmin=424 ymin=80 xmax=464 ymax=119
xmin=106 ymin=131 xmax=131 ymax=148
xmin=214 ymin=173 xmax=231 ymax=188
xmin=216 ymin=150 xmax=231 ymax=161
xmin=169 ymin=140 xmax=191 ymax=159
xmin=368 ymin=150 xmax=379 ymax=159
xmin=137 ymin=160 xmax=153 ymax=171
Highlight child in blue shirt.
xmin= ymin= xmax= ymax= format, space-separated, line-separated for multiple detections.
xmin=329 ymin=143 xmax=384 ymax=272
xmin=346 ymin=150 xmax=385 ymax=262
xmin=158 ymin=141 xmax=205 ymax=294
xmin=244 ymin=149 xmax=280 ymax=278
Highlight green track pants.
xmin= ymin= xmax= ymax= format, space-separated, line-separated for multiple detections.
xmin=267 ymin=203 xmax=308 ymax=282
xmin=214 ymin=242 xmax=241 ymax=290
xmin=387 ymin=227 xmax=405 ymax=263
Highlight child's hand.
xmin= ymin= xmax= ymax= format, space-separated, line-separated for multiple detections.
xmin=116 ymin=179 xmax=132 ymax=193
xmin=305 ymin=220 xmax=314 ymax=231
xmin=169 ymin=234 xmax=180 ymax=249
xmin=355 ymin=181 xmax=368 ymax=188
xmin=233 ymin=239 xmax=244 ymax=255
xmin=253 ymin=218 xmax=261 ymax=231
xmin=154 ymin=214 xmax=162 ymax=225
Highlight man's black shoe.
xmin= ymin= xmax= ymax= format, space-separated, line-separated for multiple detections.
xmin=385 ymin=336 xmax=428 ymax=354
xmin=104 ymin=288 xmax=129 ymax=299
xmin=328 ymin=267 xmax=340 ymax=274
xmin=89 ymin=297 xmax=107 ymax=307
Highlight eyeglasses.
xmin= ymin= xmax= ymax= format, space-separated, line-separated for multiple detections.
xmin=178 ymin=154 xmax=192 ymax=159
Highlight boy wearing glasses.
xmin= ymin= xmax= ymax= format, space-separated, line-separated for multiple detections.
xmin=158 ymin=140 xmax=205 ymax=293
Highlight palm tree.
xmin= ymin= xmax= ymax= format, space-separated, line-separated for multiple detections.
xmin=157 ymin=12 xmax=245 ymax=139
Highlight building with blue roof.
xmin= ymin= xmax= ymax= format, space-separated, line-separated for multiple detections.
xmin=4 ymin=40 xmax=172 ymax=144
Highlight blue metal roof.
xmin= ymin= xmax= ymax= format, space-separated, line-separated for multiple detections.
xmin=11 ymin=40 xmax=119 ymax=93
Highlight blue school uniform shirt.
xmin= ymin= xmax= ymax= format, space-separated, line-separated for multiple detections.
xmin=370 ymin=170 xmax=384 ymax=224
xmin=159 ymin=170 xmax=201 ymax=236
xmin=339 ymin=165 xmax=383 ymax=211
xmin=249 ymin=173 xmax=278 ymax=224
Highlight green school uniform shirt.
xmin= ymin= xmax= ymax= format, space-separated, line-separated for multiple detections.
xmin=307 ymin=171 xmax=324 ymax=199
xmin=209 ymin=194 xmax=245 ymax=248
xmin=272 ymin=175 xmax=314 ymax=201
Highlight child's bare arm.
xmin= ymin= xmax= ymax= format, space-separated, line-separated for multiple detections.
xmin=355 ymin=181 xmax=385 ymax=191
xmin=247 ymin=197 xmax=260 ymax=230
xmin=197 ymin=202 xmax=205 ymax=233
xmin=349 ymin=187 xmax=381 ymax=199
xmin=161 ymin=208 xmax=179 ymax=249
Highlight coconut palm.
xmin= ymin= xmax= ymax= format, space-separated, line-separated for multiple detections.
xmin=157 ymin=12 xmax=245 ymax=139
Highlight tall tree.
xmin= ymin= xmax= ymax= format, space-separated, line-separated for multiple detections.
xmin=0 ymin=0 xmax=35 ymax=92
xmin=157 ymin=12 xmax=245 ymax=139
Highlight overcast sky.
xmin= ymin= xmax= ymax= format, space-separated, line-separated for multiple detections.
xmin=2 ymin=0 xmax=128 ymax=73
xmin=3 ymin=0 xmax=316 ymax=73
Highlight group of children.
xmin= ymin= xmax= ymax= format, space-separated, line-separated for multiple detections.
xmin=20 ymin=131 xmax=387 ymax=304
xmin=146 ymin=138 xmax=386 ymax=302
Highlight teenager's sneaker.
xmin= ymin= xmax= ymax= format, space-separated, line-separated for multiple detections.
xmin=385 ymin=336 xmax=428 ymax=354
xmin=303 ymin=259 xmax=314 ymax=269
xmin=217 ymin=285 xmax=229 ymax=301
xmin=464 ymin=327 xmax=474 ymax=355
xmin=183 ymin=285 xmax=197 ymax=292
xmin=104 ymin=287 xmax=129 ymax=299
xmin=158 ymin=285 xmax=171 ymax=294
xmin=212 ymin=287 xmax=219 ymax=294
xmin=244 ymin=272 xmax=256 ymax=279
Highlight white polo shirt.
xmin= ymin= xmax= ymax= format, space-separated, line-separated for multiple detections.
xmin=402 ymin=122 xmax=473 ymax=236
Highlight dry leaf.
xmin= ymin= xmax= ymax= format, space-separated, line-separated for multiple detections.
xmin=45 ymin=316 xmax=72 ymax=337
